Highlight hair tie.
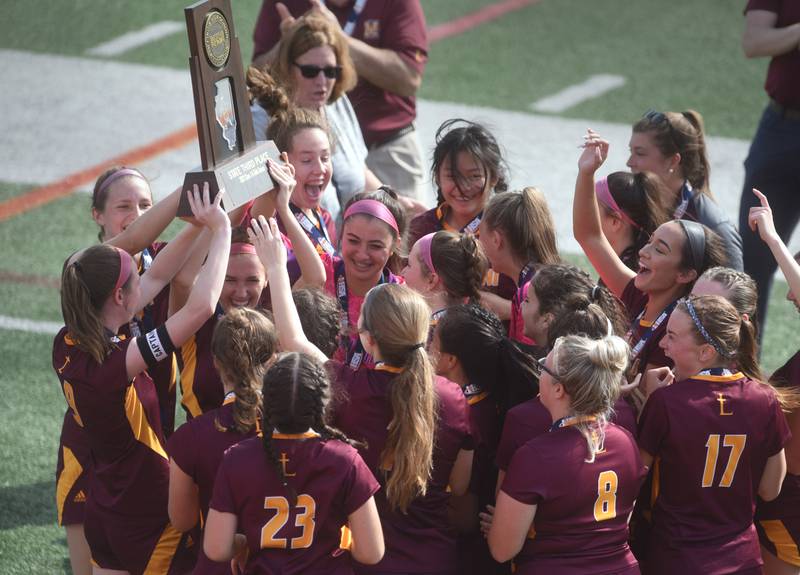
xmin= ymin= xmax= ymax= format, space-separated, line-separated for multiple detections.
xmin=344 ymin=199 xmax=400 ymax=235
xmin=416 ymin=233 xmax=436 ymax=274
xmin=95 ymin=168 xmax=146 ymax=203
xmin=595 ymin=178 xmax=641 ymax=230
xmin=410 ymin=342 xmax=425 ymax=350
xmin=677 ymin=220 xmax=706 ymax=272
xmin=682 ymin=297 xmax=733 ymax=358
xmin=114 ymin=248 xmax=133 ymax=292
xmin=590 ymin=284 xmax=600 ymax=302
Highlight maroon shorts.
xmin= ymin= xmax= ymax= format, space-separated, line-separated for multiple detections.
xmin=84 ymin=504 xmax=197 ymax=575
xmin=55 ymin=415 xmax=90 ymax=526
xmin=756 ymin=473 xmax=800 ymax=567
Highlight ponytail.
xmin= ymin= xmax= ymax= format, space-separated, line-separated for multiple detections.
xmin=426 ymin=231 xmax=488 ymax=304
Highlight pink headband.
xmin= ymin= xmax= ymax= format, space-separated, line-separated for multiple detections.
xmin=595 ymin=178 xmax=641 ymax=230
xmin=416 ymin=233 xmax=436 ymax=274
xmin=114 ymin=248 xmax=133 ymax=291
xmin=96 ymin=168 xmax=147 ymax=202
xmin=230 ymin=242 xmax=257 ymax=256
xmin=343 ymin=199 xmax=399 ymax=235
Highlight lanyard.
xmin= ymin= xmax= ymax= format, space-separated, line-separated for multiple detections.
xmin=436 ymin=204 xmax=482 ymax=236
xmin=673 ymin=181 xmax=694 ymax=219
xmin=289 ymin=203 xmax=335 ymax=256
xmin=697 ymin=367 xmax=733 ymax=377
xmin=626 ymin=300 xmax=678 ymax=360
xmin=512 ymin=262 xmax=536 ymax=306
xmin=335 ymin=259 xmax=390 ymax=370
xmin=549 ymin=414 xmax=597 ymax=433
xmin=329 ymin=0 xmax=367 ymax=36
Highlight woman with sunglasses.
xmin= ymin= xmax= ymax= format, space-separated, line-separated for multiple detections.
xmin=637 ymin=294 xmax=791 ymax=575
xmin=249 ymin=12 xmax=384 ymax=230
xmin=627 ymin=109 xmax=743 ymax=270
xmin=487 ymin=334 xmax=646 ymax=574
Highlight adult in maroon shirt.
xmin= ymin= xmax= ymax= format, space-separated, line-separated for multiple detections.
xmin=167 ymin=308 xmax=277 ymax=574
xmin=638 ymin=295 xmax=790 ymax=575
xmin=54 ymin=186 xmax=230 ymax=575
xmin=252 ymin=0 xmax=429 ymax=203
xmin=203 ymin=352 xmax=384 ymax=574
xmin=488 ymin=334 xmax=646 ymax=575
xmin=737 ymin=0 xmax=800 ymax=336
xmin=251 ymin=216 xmax=474 ymax=574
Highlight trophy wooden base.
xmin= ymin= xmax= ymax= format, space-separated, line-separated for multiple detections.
xmin=177 ymin=140 xmax=281 ymax=217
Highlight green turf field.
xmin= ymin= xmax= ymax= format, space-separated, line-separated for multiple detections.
xmin=1 ymin=1 xmax=797 ymax=573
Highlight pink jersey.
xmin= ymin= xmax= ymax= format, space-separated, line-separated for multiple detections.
xmin=501 ymin=422 xmax=646 ymax=574
xmin=210 ymin=432 xmax=379 ymax=575
xmin=330 ymin=362 xmax=473 ymax=573
xmin=638 ymin=371 xmax=791 ymax=574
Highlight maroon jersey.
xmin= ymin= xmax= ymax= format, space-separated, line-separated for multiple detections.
xmin=330 ymin=363 xmax=473 ymax=573
xmin=501 ymin=421 xmax=646 ymax=575
xmin=638 ymin=371 xmax=791 ymax=574
xmin=55 ymin=410 xmax=90 ymax=526
xmin=209 ymin=432 xmax=380 ymax=575
xmin=746 ymin=0 xmax=800 ymax=109
xmin=177 ymin=312 xmax=224 ymax=418
xmin=496 ymin=397 xmax=637 ymax=471
xmin=620 ymin=278 xmax=673 ymax=373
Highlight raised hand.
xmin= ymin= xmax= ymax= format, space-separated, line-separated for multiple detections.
xmin=578 ymin=129 xmax=609 ymax=175
xmin=186 ymin=182 xmax=229 ymax=232
xmin=276 ymin=3 xmax=296 ymax=37
xmin=248 ymin=215 xmax=287 ymax=271
xmin=748 ymin=188 xmax=779 ymax=245
xmin=309 ymin=0 xmax=342 ymax=32
xmin=268 ymin=157 xmax=296 ymax=212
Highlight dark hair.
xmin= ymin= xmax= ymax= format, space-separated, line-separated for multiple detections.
xmin=260 ymin=352 xmax=358 ymax=506
xmin=60 ymin=245 xmax=134 ymax=363
xmin=212 ymin=308 xmax=277 ymax=434
xmin=436 ymin=303 xmax=539 ymax=413
xmin=604 ymin=171 xmax=671 ymax=269
xmin=91 ymin=166 xmax=151 ymax=241
xmin=343 ymin=187 xmax=407 ymax=274
xmin=420 ymin=231 xmax=488 ymax=304
xmin=431 ymin=118 xmax=509 ymax=204
xmin=530 ymin=264 xmax=629 ymax=340
xmin=633 ymin=110 xmax=711 ymax=196
xmin=293 ymin=288 xmax=340 ymax=358
xmin=676 ymin=222 xmax=728 ymax=279
xmin=547 ymin=294 xmax=617 ymax=349
xmin=483 ymin=187 xmax=560 ymax=267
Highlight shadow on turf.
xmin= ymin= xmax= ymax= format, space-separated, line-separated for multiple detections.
xmin=0 ymin=480 xmax=56 ymax=530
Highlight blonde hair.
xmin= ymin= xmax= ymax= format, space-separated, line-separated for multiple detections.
xmin=361 ymin=284 xmax=438 ymax=512
xmin=483 ymin=186 xmax=560 ymax=266
xmin=551 ymin=334 xmax=630 ymax=462
xmin=211 ymin=308 xmax=277 ymax=434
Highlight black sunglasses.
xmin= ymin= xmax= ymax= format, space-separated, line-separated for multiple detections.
xmin=532 ymin=356 xmax=559 ymax=381
xmin=293 ymin=63 xmax=342 ymax=79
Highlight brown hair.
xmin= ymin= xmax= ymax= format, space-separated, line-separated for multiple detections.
xmin=420 ymin=231 xmax=488 ymax=304
xmin=633 ymin=110 xmax=711 ymax=196
xmin=677 ymin=222 xmax=728 ymax=279
xmin=483 ymin=187 xmax=560 ymax=266
xmin=293 ymin=288 xmax=340 ymax=358
xmin=360 ymin=284 xmax=438 ymax=512
xmin=697 ymin=267 xmax=759 ymax=328
xmin=270 ymin=12 xmax=356 ymax=104
xmin=344 ymin=187 xmax=408 ymax=274
xmin=211 ymin=308 xmax=277 ymax=434
xmin=91 ymin=166 xmax=151 ymax=241
xmin=547 ymin=295 xmax=619 ymax=350
xmin=60 ymin=245 xmax=133 ymax=363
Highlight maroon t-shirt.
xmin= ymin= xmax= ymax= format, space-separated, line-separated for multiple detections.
xmin=177 ymin=312 xmax=224 ymax=418
xmin=53 ymin=328 xmax=169 ymax=520
xmin=496 ymin=397 xmax=638 ymax=472
xmin=620 ymin=278 xmax=673 ymax=373
xmin=210 ymin=433 xmax=379 ymax=575
xmin=253 ymin=0 xmax=428 ymax=146
xmin=746 ymin=0 xmax=800 ymax=108
xmin=330 ymin=363 xmax=473 ymax=573
xmin=501 ymin=422 xmax=646 ymax=575
xmin=638 ymin=371 xmax=791 ymax=574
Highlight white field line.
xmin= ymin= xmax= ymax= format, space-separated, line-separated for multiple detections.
xmin=86 ymin=21 xmax=184 ymax=57
xmin=531 ymin=74 xmax=627 ymax=113
xmin=0 ymin=315 xmax=60 ymax=335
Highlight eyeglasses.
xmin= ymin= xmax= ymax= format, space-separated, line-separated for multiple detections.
xmin=293 ymin=63 xmax=342 ymax=80
xmin=532 ymin=356 xmax=560 ymax=381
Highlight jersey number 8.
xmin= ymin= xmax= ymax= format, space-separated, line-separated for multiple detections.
xmin=594 ymin=470 xmax=618 ymax=522
xmin=261 ymin=494 xmax=317 ymax=549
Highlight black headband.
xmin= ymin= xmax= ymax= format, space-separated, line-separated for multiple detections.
xmin=678 ymin=220 xmax=706 ymax=273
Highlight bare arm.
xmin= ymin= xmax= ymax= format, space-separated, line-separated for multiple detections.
xmin=106 ymin=184 xmax=181 ymax=254
xmin=167 ymin=229 xmax=212 ymax=317
xmin=203 ymin=509 xmax=239 ymax=562
xmin=347 ymin=39 xmax=421 ymax=97
xmin=759 ymin=449 xmax=787 ymax=502
xmin=347 ymin=497 xmax=385 ymax=565
xmin=249 ymin=216 xmax=329 ymax=364
xmin=749 ymin=188 xmax=800 ymax=301
xmin=168 ymin=459 xmax=200 ymax=532
xmin=448 ymin=448 xmax=475 ymax=497
xmin=488 ymin=490 xmax=537 ymax=563
xmin=572 ymin=132 xmax=635 ymax=297
xmin=364 ymin=167 xmax=382 ymax=192
xmin=742 ymin=10 xmax=800 ymax=58
xmin=479 ymin=291 xmax=512 ymax=321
